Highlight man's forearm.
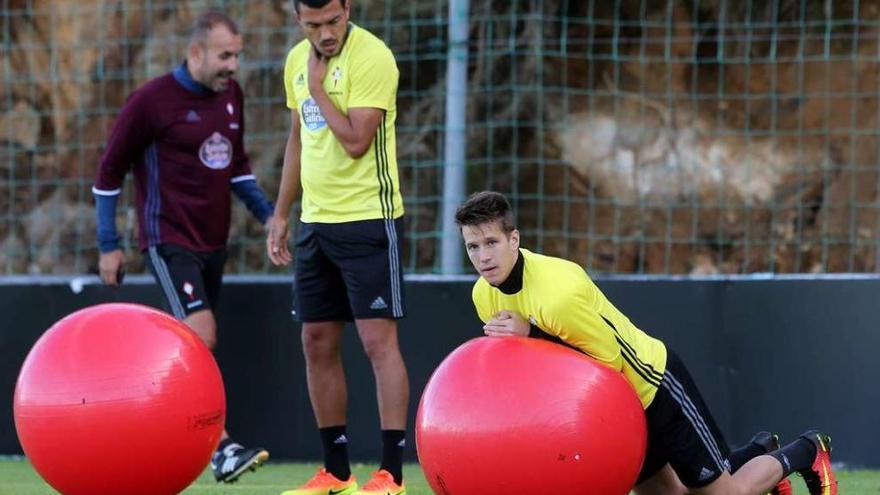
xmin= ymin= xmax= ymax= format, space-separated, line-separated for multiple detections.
xmin=274 ymin=135 xmax=302 ymax=218
xmin=93 ymin=191 xmax=120 ymax=252
xmin=310 ymin=85 xmax=359 ymax=148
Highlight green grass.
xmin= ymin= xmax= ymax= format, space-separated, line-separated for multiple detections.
xmin=0 ymin=460 xmax=431 ymax=495
xmin=0 ymin=458 xmax=878 ymax=494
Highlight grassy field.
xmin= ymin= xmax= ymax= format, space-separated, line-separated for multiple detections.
xmin=0 ymin=459 xmax=877 ymax=494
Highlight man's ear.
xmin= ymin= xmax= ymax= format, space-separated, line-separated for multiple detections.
xmin=188 ymin=42 xmax=203 ymax=66
xmin=510 ymin=229 xmax=520 ymax=249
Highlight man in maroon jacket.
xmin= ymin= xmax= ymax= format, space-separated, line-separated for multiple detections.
xmin=92 ymin=11 xmax=271 ymax=484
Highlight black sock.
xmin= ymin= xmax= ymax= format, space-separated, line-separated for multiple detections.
xmin=729 ymin=441 xmax=770 ymax=472
xmin=320 ymin=426 xmax=351 ymax=481
xmin=380 ymin=429 xmax=406 ymax=484
xmin=769 ymin=437 xmax=817 ymax=478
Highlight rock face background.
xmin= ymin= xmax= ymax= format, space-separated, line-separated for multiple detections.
xmin=2 ymin=0 xmax=878 ymax=275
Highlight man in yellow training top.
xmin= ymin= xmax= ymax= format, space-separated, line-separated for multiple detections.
xmin=267 ymin=1 xmax=408 ymax=494
xmin=455 ymin=191 xmax=837 ymax=495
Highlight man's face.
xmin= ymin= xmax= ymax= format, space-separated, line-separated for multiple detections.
xmin=462 ymin=221 xmax=520 ymax=286
xmin=190 ymin=25 xmax=242 ymax=92
xmin=295 ymin=0 xmax=350 ymax=58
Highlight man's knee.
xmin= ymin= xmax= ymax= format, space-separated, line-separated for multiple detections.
xmin=184 ymin=310 xmax=217 ymax=349
xmin=301 ymin=322 xmax=343 ymax=360
xmin=634 ymin=464 xmax=688 ymax=495
xmin=356 ymin=320 xmax=399 ymax=362
xmin=361 ymin=337 xmax=398 ymax=362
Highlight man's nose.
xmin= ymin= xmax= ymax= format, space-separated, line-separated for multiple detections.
xmin=479 ymin=249 xmax=492 ymax=262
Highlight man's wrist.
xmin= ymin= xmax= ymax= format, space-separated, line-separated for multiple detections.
xmin=98 ymin=239 xmax=120 ymax=253
xmin=271 ymin=208 xmax=290 ymax=220
xmin=309 ymin=85 xmax=327 ymax=102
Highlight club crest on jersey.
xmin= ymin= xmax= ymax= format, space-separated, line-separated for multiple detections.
xmin=301 ymin=97 xmax=327 ymax=131
xmin=199 ymin=132 xmax=232 ymax=169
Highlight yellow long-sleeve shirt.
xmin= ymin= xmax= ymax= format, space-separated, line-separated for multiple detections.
xmin=472 ymin=248 xmax=668 ymax=408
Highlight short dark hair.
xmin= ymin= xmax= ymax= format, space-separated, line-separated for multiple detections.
xmin=293 ymin=0 xmax=347 ymax=13
xmin=190 ymin=11 xmax=239 ymax=44
xmin=454 ymin=191 xmax=516 ymax=233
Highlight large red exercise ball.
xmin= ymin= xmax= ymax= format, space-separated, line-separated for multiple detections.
xmin=13 ymin=303 xmax=226 ymax=495
xmin=416 ymin=336 xmax=647 ymax=495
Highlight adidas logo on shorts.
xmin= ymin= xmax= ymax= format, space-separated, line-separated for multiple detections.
xmin=369 ymin=296 xmax=388 ymax=310
xmin=698 ymin=467 xmax=715 ymax=481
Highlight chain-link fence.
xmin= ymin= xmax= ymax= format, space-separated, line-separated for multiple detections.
xmin=2 ymin=0 xmax=878 ymax=275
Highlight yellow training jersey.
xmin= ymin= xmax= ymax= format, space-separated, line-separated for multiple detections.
xmin=472 ymin=249 xmax=668 ymax=408
xmin=283 ymin=23 xmax=404 ymax=223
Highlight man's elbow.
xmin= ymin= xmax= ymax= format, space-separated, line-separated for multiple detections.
xmin=343 ymin=140 xmax=372 ymax=159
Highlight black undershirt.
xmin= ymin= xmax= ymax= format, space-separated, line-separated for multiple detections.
xmin=496 ymin=249 xmax=525 ymax=295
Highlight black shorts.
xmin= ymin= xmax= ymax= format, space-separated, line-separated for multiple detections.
xmin=636 ymin=350 xmax=732 ymax=488
xmin=144 ymin=244 xmax=226 ymax=320
xmin=293 ymin=218 xmax=405 ymax=322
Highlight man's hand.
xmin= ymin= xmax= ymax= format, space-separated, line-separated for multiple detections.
xmin=98 ymin=249 xmax=126 ymax=286
xmin=307 ymin=46 xmax=328 ymax=92
xmin=266 ymin=215 xmax=292 ymax=266
xmin=483 ymin=310 xmax=530 ymax=337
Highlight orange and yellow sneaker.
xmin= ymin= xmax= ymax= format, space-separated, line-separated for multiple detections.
xmin=352 ymin=469 xmax=406 ymax=495
xmin=771 ymin=477 xmax=793 ymax=495
xmin=281 ymin=468 xmax=358 ymax=495
xmin=797 ymin=430 xmax=838 ymax=495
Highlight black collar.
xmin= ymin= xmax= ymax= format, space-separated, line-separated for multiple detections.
xmin=496 ymin=249 xmax=524 ymax=295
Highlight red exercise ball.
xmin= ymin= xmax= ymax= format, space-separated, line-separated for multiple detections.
xmin=416 ymin=336 xmax=647 ymax=495
xmin=14 ymin=303 xmax=226 ymax=495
